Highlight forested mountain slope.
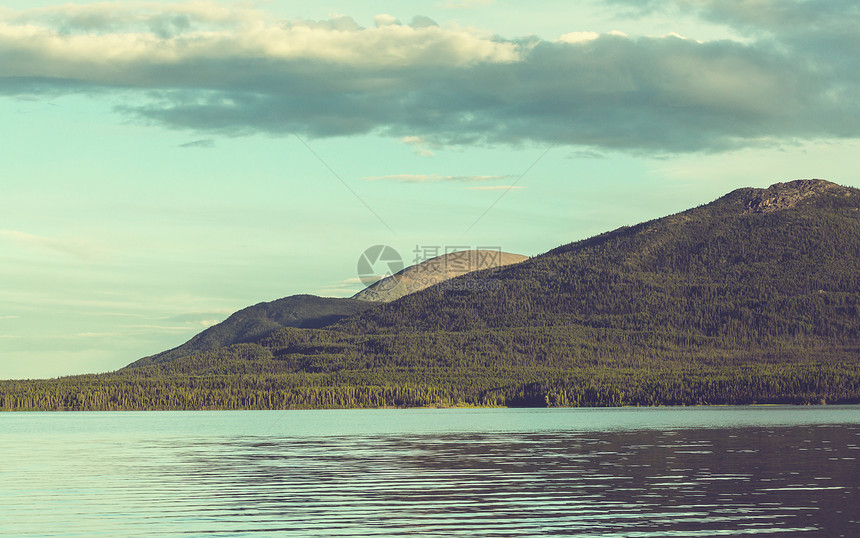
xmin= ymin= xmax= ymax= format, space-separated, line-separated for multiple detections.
xmin=3 ymin=179 xmax=858 ymax=410
xmin=335 ymin=179 xmax=859 ymax=344
xmin=129 ymin=295 xmax=375 ymax=367
xmin=130 ymin=249 xmax=529 ymax=368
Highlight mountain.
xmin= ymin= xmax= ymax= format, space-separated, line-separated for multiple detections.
xmin=334 ymin=178 xmax=860 ymax=338
xmin=352 ymin=250 xmax=528 ymax=302
xmin=129 ymin=250 xmax=528 ymax=368
xmin=129 ymin=295 xmax=375 ymax=367
xmin=3 ymin=179 xmax=859 ymax=410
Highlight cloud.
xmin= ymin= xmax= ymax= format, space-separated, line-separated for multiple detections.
xmin=609 ymin=0 xmax=860 ymax=68
xmin=410 ymin=16 xmax=440 ymax=29
xmin=361 ymin=174 xmax=515 ymax=183
xmin=374 ymin=14 xmax=401 ymax=27
xmin=121 ymin=324 xmax=198 ymax=333
xmin=331 ymin=277 xmax=366 ymax=285
xmin=316 ymin=277 xmax=366 ymax=297
xmin=401 ymin=135 xmax=439 ymax=157
xmin=179 ymin=138 xmax=215 ymax=148
xmin=0 ymin=5 xmax=519 ymax=79
xmin=567 ymin=149 xmax=607 ymax=159
xmin=557 ymin=30 xmax=627 ymax=44
xmin=0 ymin=229 xmax=98 ymax=260
xmin=161 ymin=310 xmax=232 ymax=325
xmin=1 ymin=2 xmax=858 ymax=153
xmin=2 ymin=2 xmax=258 ymax=34
xmin=557 ymin=31 xmax=600 ymax=44
xmin=76 ymin=332 xmax=119 ymax=338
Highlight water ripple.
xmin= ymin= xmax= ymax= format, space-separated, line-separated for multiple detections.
xmin=1 ymin=409 xmax=859 ymax=536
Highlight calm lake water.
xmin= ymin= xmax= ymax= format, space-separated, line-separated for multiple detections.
xmin=2 ymin=407 xmax=859 ymax=537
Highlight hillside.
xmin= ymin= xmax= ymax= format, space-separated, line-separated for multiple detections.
xmin=3 ymin=179 xmax=859 ymax=410
xmin=335 ymin=179 xmax=860 ymax=339
xmin=129 ymin=250 xmax=528 ymax=368
xmin=129 ymin=295 xmax=375 ymax=367
xmin=353 ymin=250 xmax=528 ymax=302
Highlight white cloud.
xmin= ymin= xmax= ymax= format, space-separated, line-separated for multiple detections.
xmin=401 ymin=136 xmax=439 ymax=157
xmin=657 ymin=31 xmax=698 ymax=42
xmin=374 ymin=14 xmax=400 ymax=27
xmin=558 ymin=30 xmax=626 ymax=43
xmin=330 ymin=277 xmax=366 ymax=285
xmin=557 ymin=31 xmax=600 ymax=44
xmin=76 ymin=332 xmax=119 ymax=338
xmin=0 ymin=6 xmax=521 ymax=82
xmin=0 ymin=229 xmax=98 ymax=261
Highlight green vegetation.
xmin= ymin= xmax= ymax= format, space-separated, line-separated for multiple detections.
xmin=3 ymin=363 xmax=858 ymax=411
xmin=2 ymin=180 xmax=859 ymax=410
xmin=129 ymin=294 xmax=374 ymax=367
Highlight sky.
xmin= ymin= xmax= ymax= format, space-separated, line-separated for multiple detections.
xmin=2 ymin=0 xmax=859 ymax=379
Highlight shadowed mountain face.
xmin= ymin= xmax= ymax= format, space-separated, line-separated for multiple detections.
xmin=128 ymin=295 xmax=375 ymax=367
xmin=352 ymin=250 xmax=528 ymax=302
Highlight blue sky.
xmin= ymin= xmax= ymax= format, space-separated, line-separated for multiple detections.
xmin=2 ymin=0 xmax=859 ymax=379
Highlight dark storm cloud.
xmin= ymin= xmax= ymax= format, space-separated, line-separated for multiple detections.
xmin=0 ymin=1 xmax=857 ymax=153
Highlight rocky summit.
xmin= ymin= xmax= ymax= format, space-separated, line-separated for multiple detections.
xmin=737 ymin=179 xmax=856 ymax=214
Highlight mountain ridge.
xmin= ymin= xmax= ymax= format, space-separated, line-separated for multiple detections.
xmin=129 ymin=249 xmax=529 ymax=368
xmin=129 ymin=294 xmax=375 ymax=368
xmin=327 ymin=178 xmax=859 ymax=338
xmin=3 ymin=178 xmax=859 ymax=410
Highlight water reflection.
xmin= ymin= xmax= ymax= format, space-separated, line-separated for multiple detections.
xmin=1 ymin=410 xmax=859 ymax=536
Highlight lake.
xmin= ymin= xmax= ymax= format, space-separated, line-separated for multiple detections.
xmin=2 ymin=407 xmax=859 ymax=537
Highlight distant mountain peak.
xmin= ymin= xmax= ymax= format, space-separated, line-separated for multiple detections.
xmin=353 ymin=249 xmax=528 ymax=302
xmin=732 ymin=179 xmax=856 ymax=214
